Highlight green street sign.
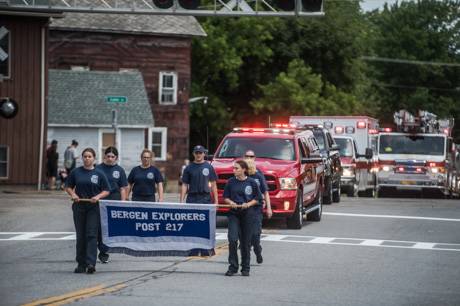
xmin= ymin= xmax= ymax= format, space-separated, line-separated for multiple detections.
xmin=106 ymin=96 xmax=127 ymax=103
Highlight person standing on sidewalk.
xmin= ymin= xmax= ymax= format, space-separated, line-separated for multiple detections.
xmin=95 ymin=146 xmax=128 ymax=263
xmin=180 ymin=145 xmax=218 ymax=205
xmin=128 ymin=149 xmax=164 ymax=202
xmin=65 ymin=148 xmax=110 ymax=274
xmin=46 ymin=140 xmax=59 ymax=190
xmin=223 ymin=160 xmax=262 ymax=277
xmin=64 ymin=140 xmax=79 ymax=176
xmin=244 ymin=150 xmax=272 ymax=264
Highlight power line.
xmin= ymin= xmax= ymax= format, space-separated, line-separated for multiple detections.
xmin=372 ymin=82 xmax=460 ymax=92
xmin=362 ymin=56 xmax=460 ymax=67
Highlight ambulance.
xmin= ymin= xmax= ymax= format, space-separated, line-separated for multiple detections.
xmin=375 ymin=110 xmax=455 ymax=197
xmin=289 ymin=116 xmax=378 ymax=196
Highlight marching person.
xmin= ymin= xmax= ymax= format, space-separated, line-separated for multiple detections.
xmin=244 ymin=150 xmax=272 ymax=264
xmin=180 ymin=145 xmax=218 ymax=205
xmin=65 ymin=148 xmax=110 ymax=274
xmin=95 ymin=146 xmax=128 ymax=263
xmin=128 ymin=149 xmax=164 ymax=202
xmin=223 ymin=160 xmax=262 ymax=277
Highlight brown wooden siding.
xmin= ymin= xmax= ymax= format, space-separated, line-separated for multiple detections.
xmin=0 ymin=16 xmax=48 ymax=185
xmin=49 ymin=31 xmax=192 ymax=179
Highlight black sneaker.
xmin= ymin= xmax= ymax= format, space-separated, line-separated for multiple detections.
xmin=98 ymin=253 xmax=109 ymax=264
xmin=256 ymin=253 xmax=263 ymax=264
xmin=74 ymin=265 xmax=86 ymax=273
xmin=241 ymin=271 xmax=250 ymax=276
xmin=86 ymin=265 xmax=96 ymax=274
xmin=225 ymin=270 xmax=236 ymax=276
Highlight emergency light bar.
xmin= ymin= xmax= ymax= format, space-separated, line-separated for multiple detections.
xmin=233 ymin=127 xmax=295 ymax=135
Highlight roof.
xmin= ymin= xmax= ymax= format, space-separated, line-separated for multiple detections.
xmin=48 ymin=69 xmax=154 ymax=127
xmin=49 ymin=1 xmax=206 ymax=38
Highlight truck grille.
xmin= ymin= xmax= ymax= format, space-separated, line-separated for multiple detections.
xmin=217 ymin=173 xmax=277 ymax=191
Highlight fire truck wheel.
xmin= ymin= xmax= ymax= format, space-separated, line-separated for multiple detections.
xmin=307 ymin=188 xmax=322 ymax=222
xmin=333 ymin=181 xmax=341 ymax=203
xmin=287 ymin=191 xmax=303 ymax=229
xmin=323 ymin=178 xmax=333 ymax=205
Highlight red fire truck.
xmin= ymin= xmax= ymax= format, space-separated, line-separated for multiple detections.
xmin=289 ymin=116 xmax=378 ymax=197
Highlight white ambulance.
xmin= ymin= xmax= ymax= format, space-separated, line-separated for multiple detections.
xmin=289 ymin=116 xmax=379 ymax=197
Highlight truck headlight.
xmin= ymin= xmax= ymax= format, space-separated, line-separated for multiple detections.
xmin=279 ymin=178 xmax=297 ymax=190
xmin=342 ymin=168 xmax=354 ymax=177
xmin=382 ymin=165 xmax=391 ymax=172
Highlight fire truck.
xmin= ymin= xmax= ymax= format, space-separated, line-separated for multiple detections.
xmin=289 ymin=116 xmax=378 ymax=197
xmin=375 ymin=110 xmax=455 ymax=197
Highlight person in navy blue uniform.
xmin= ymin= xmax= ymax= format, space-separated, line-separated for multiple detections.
xmin=245 ymin=150 xmax=272 ymax=264
xmin=223 ymin=160 xmax=262 ymax=277
xmin=95 ymin=146 xmax=128 ymax=263
xmin=128 ymin=149 xmax=164 ymax=202
xmin=65 ymin=148 xmax=110 ymax=274
xmin=180 ymin=145 xmax=219 ymax=205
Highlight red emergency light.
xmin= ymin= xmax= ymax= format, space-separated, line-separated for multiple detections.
xmin=382 ymin=127 xmax=392 ymax=132
xmin=368 ymin=129 xmax=378 ymax=134
xmin=357 ymin=121 xmax=366 ymax=129
xmin=443 ymin=128 xmax=449 ymax=135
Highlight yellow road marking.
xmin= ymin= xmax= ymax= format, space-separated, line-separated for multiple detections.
xmin=22 ymin=284 xmax=126 ymax=306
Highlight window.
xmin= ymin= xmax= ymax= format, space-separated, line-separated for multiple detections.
xmin=0 ymin=145 xmax=8 ymax=179
xmin=216 ymin=137 xmax=296 ymax=161
xmin=149 ymin=127 xmax=167 ymax=161
xmin=0 ymin=26 xmax=10 ymax=79
xmin=159 ymin=72 xmax=177 ymax=104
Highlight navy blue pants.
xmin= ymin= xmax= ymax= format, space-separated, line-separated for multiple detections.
xmin=98 ymin=192 xmax=121 ymax=255
xmin=227 ymin=207 xmax=257 ymax=273
xmin=72 ymin=202 xmax=99 ymax=267
xmin=251 ymin=209 xmax=263 ymax=255
xmin=186 ymin=193 xmax=211 ymax=204
xmin=132 ymin=195 xmax=155 ymax=202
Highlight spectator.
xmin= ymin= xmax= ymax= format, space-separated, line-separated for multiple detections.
xmin=64 ymin=140 xmax=79 ymax=175
xmin=46 ymin=140 xmax=59 ymax=190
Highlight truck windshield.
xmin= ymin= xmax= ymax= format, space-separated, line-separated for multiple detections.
xmin=334 ymin=138 xmax=353 ymax=157
xmin=312 ymin=130 xmax=325 ymax=150
xmin=379 ymin=135 xmax=445 ymax=155
xmin=216 ymin=137 xmax=296 ymax=160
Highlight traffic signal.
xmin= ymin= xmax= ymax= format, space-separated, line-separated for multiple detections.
xmin=152 ymin=0 xmax=201 ymax=10
xmin=273 ymin=0 xmax=323 ymax=12
xmin=152 ymin=0 xmax=174 ymax=9
xmin=0 ymin=98 xmax=18 ymax=119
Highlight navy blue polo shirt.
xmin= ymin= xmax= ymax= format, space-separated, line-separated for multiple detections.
xmin=223 ymin=176 xmax=262 ymax=205
xmin=182 ymin=162 xmax=217 ymax=194
xmin=249 ymin=170 xmax=267 ymax=207
xmin=96 ymin=163 xmax=128 ymax=194
xmin=128 ymin=166 xmax=163 ymax=197
xmin=65 ymin=166 xmax=110 ymax=198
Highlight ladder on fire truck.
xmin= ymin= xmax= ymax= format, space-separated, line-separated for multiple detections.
xmin=393 ymin=110 xmax=454 ymax=135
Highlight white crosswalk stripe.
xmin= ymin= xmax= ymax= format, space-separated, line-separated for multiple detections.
xmin=1 ymin=231 xmax=459 ymax=252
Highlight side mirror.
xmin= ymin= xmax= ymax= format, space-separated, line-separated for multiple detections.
xmin=358 ymin=148 xmax=373 ymax=159
xmin=206 ymin=154 xmax=214 ymax=161
xmin=301 ymin=157 xmax=323 ymax=164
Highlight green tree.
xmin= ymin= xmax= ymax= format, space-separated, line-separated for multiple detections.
xmin=251 ymin=59 xmax=363 ymax=116
xmin=365 ymin=0 xmax=460 ymax=130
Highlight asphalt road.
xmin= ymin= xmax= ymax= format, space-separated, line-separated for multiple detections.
xmin=1 ymin=191 xmax=460 ymax=306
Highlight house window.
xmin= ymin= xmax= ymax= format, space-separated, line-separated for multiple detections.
xmin=159 ymin=72 xmax=177 ymax=105
xmin=0 ymin=26 xmax=10 ymax=79
xmin=149 ymin=127 xmax=167 ymax=161
xmin=0 ymin=145 xmax=8 ymax=179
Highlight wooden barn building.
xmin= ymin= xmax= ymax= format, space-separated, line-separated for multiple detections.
xmin=48 ymin=12 xmax=206 ymax=181
xmin=0 ymin=9 xmax=63 ymax=187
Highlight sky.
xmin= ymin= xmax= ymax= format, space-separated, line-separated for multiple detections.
xmin=360 ymin=0 xmax=400 ymax=11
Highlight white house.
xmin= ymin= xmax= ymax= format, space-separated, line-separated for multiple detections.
xmin=47 ymin=69 xmax=158 ymax=173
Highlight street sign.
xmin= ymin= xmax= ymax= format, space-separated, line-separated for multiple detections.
xmin=106 ymin=96 xmax=127 ymax=103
